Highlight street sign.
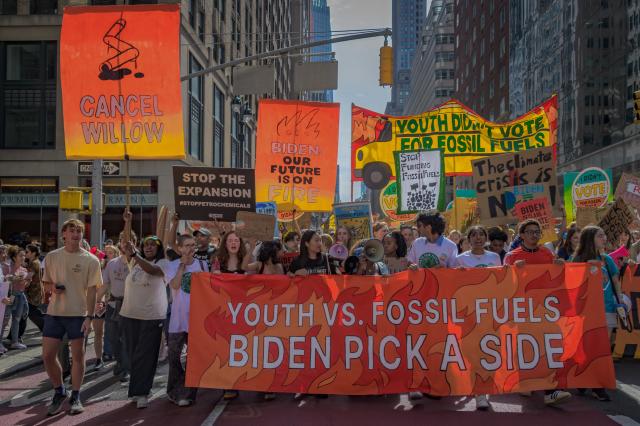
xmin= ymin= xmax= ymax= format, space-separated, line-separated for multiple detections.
xmin=77 ymin=161 xmax=121 ymax=176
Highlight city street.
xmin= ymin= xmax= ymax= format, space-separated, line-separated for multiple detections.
xmin=0 ymin=328 xmax=639 ymax=426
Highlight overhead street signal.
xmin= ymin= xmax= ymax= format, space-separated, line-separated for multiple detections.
xmin=379 ymin=41 xmax=393 ymax=87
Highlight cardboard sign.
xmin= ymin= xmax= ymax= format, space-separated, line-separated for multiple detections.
xmin=278 ymin=213 xmax=313 ymax=235
xmin=235 ymin=211 xmax=277 ymax=243
xmin=564 ymin=168 xmax=613 ymax=223
xmin=599 ymin=198 xmax=634 ymax=245
xmin=173 ymin=166 xmax=255 ymax=222
xmin=186 ymin=265 xmax=615 ymax=395
xmin=513 ymin=197 xmax=556 ymax=244
xmin=256 ymin=202 xmax=278 ymax=239
xmin=255 ymin=100 xmax=340 ymax=212
xmin=472 ymin=147 xmax=557 ymax=226
xmin=333 ymin=202 xmax=373 ymax=241
xmin=393 ymin=149 xmax=445 ymax=213
xmin=575 ymin=206 xmax=610 ymax=229
xmin=615 ymin=173 xmax=640 ymax=211
xmin=449 ymin=197 xmax=478 ymax=233
xmin=60 ymin=5 xmax=185 ymax=159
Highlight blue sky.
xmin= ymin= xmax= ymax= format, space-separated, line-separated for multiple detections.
xmin=327 ymin=0 xmax=392 ymax=201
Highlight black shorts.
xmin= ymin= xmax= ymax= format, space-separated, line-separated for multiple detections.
xmin=43 ymin=315 xmax=85 ymax=340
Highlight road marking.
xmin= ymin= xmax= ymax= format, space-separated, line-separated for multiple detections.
xmin=617 ymin=379 xmax=640 ymax=404
xmin=200 ymin=399 xmax=229 ymax=426
xmin=609 ymin=415 xmax=640 ymax=426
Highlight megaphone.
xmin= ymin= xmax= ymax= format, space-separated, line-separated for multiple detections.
xmin=363 ymin=239 xmax=384 ymax=263
xmin=328 ymin=243 xmax=348 ymax=260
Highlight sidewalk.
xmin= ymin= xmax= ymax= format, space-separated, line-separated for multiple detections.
xmin=0 ymin=322 xmax=44 ymax=379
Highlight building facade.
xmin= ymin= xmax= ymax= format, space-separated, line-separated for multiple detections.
xmin=0 ymin=0 xmax=294 ymax=246
xmin=385 ymin=0 xmax=427 ymax=115
xmin=307 ymin=0 xmax=333 ymax=102
xmin=454 ymin=0 xmax=510 ymax=121
xmin=403 ymin=0 xmax=454 ymax=115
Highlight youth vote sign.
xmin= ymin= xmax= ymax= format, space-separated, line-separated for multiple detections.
xmin=186 ymin=266 xmax=615 ymax=395
xmin=60 ymin=5 xmax=185 ymax=159
xmin=255 ymin=100 xmax=340 ymax=212
xmin=173 ymin=167 xmax=255 ymax=221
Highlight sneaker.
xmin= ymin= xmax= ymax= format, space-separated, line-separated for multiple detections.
xmin=136 ymin=396 xmax=149 ymax=409
xmin=577 ymin=388 xmax=587 ymax=396
xmin=119 ymin=372 xmax=130 ymax=383
xmin=294 ymin=393 xmax=307 ymax=401
xmin=408 ymin=391 xmax=423 ymax=400
xmin=10 ymin=342 xmax=27 ymax=350
xmin=544 ymin=390 xmax=571 ymax=406
xmin=475 ymin=394 xmax=490 ymax=411
xmin=47 ymin=391 xmax=69 ymax=416
xmin=93 ymin=359 xmax=104 ymax=371
xmin=223 ymin=390 xmax=239 ymax=400
xmin=0 ymin=344 xmax=7 ymax=354
xmin=177 ymin=399 xmax=192 ymax=407
xmin=592 ymin=389 xmax=611 ymax=402
xmin=69 ymin=398 xmax=84 ymax=415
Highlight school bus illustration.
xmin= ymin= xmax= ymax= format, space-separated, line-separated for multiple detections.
xmin=353 ymin=118 xmax=395 ymax=190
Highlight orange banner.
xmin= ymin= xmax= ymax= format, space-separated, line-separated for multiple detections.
xmin=255 ymin=100 xmax=340 ymax=212
xmin=186 ymin=265 xmax=615 ymax=395
xmin=613 ymin=265 xmax=640 ymax=358
xmin=60 ymin=5 xmax=185 ymax=159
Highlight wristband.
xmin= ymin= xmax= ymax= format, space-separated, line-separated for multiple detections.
xmin=85 ymin=315 xmax=95 ymax=320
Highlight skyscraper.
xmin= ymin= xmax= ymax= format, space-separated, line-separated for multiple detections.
xmin=309 ymin=0 xmax=334 ymax=102
xmin=385 ymin=0 xmax=428 ymax=115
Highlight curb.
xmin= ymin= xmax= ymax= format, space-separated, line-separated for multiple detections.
xmin=0 ymin=355 xmax=43 ymax=380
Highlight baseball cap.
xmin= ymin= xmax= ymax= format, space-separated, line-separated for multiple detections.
xmin=193 ymin=228 xmax=212 ymax=237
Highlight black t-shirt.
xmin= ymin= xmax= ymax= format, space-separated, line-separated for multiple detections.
xmin=194 ymin=246 xmax=216 ymax=271
xmin=289 ymin=254 xmax=337 ymax=275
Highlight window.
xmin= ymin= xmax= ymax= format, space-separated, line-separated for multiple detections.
xmin=499 ymin=67 xmax=506 ymax=87
xmin=213 ymin=85 xmax=225 ymax=167
xmin=189 ymin=0 xmax=196 ymax=28
xmin=0 ymin=0 xmax=17 ymax=14
xmin=490 ymin=25 xmax=495 ymax=42
xmin=2 ymin=42 xmax=57 ymax=149
xmin=489 ymin=80 xmax=494 ymax=98
xmin=480 ymin=65 xmax=485 ymax=82
xmin=435 ymin=51 xmax=454 ymax=62
xmin=500 ymin=37 xmax=506 ymax=58
xmin=198 ymin=6 xmax=205 ymax=41
xmin=30 ymin=0 xmax=57 ymax=13
xmin=188 ymin=54 xmax=203 ymax=160
xmin=490 ymin=51 xmax=495 ymax=70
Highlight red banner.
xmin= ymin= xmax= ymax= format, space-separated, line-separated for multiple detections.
xmin=613 ymin=264 xmax=640 ymax=358
xmin=186 ymin=265 xmax=615 ymax=395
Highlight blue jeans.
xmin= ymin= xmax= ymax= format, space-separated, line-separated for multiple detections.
xmin=10 ymin=292 xmax=28 ymax=344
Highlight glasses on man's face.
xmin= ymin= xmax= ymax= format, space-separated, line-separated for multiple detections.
xmin=524 ymin=230 xmax=541 ymax=236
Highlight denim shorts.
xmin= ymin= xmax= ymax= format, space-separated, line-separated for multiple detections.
xmin=43 ymin=315 xmax=85 ymax=340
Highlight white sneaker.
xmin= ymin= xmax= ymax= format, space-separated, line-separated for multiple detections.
xmin=136 ymin=396 xmax=149 ymax=409
xmin=475 ymin=394 xmax=490 ymax=411
xmin=177 ymin=399 xmax=192 ymax=407
xmin=10 ymin=342 xmax=27 ymax=350
xmin=544 ymin=390 xmax=571 ymax=406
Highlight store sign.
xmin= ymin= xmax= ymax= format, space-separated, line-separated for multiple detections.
xmin=105 ymin=193 xmax=158 ymax=206
xmin=77 ymin=161 xmax=121 ymax=176
xmin=0 ymin=194 xmax=59 ymax=207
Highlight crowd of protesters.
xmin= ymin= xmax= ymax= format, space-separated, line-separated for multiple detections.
xmin=0 ymin=207 xmax=633 ymax=416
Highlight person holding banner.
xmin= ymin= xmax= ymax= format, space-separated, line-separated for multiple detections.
xmin=382 ymin=231 xmax=409 ymax=274
xmin=407 ymin=211 xmax=458 ymax=269
xmin=373 ymin=222 xmax=390 ymax=241
xmin=570 ymin=225 xmax=623 ymax=402
xmin=503 ymin=219 xmax=572 ymax=406
xmin=400 ymin=224 xmax=416 ymax=250
xmin=283 ymin=231 xmax=301 ymax=253
xmin=335 ymin=226 xmax=353 ymax=250
xmin=487 ymin=227 xmax=509 ymax=263
xmin=166 ymin=235 xmax=207 ymax=407
xmin=119 ymin=235 xmax=170 ymax=409
xmin=246 ymin=241 xmax=285 ymax=276
xmin=289 ymin=230 xmax=340 ymax=277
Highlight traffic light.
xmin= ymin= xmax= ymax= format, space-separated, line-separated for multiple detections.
xmin=634 ymin=90 xmax=640 ymax=122
xmin=59 ymin=190 xmax=83 ymax=211
xmin=379 ymin=42 xmax=393 ymax=87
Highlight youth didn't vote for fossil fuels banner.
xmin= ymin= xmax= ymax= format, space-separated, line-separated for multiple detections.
xmin=60 ymin=4 xmax=185 ymax=159
xmin=393 ymin=149 xmax=445 ymax=214
xmin=255 ymin=100 xmax=340 ymax=212
xmin=172 ymin=166 xmax=255 ymax=222
xmin=185 ymin=265 xmax=615 ymax=395
xmin=351 ymin=96 xmax=557 ymax=186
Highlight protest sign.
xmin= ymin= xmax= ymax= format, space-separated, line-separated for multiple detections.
xmin=333 ymin=202 xmax=373 ymax=241
xmin=564 ymin=168 xmax=613 ymax=223
xmin=278 ymin=213 xmax=313 ymax=236
xmin=450 ymin=197 xmax=478 ymax=232
xmin=378 ymin=181 xmax=418 ymax=223
xmin=598 ymin=198 xmax=634 ymax=245
xmin=235 ymin=211 xmax=277 ymax=243
xmin=393 ymin=149 xmax=444 ymax=214
xmin=352 ymin=96 xmax=557 ymax=187
xmin=60 ymin=4 xmax=185 ymax=159
xmin=255 ymin=100 xmax=340 ymax=212
xmin=575 ymin=206 xmax=610 ymax=229
xmin=613 ymin=265 xmax=640 ymax=359
xmin=513 ymin=197 xmax=556 ymax=244
xmin=256 ymin=202 xmax=278 ymax=239
xmin=615 ymin=173 xmax=640 ymax=211
xmin=186 ymin=265 xmax=615 ymax=395
xmin=472 ymin=147 xmax=558 ymax=225
xmin=172 ymin=166 xmax=255 ymax=222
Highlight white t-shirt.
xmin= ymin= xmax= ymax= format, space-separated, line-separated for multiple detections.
xmin=455 ymin=250 xmax=502 ymax=268
xmin=167 ymin=259 xmax=207 ymax=333
xmin=120 ymin=259 xmax=171 ymax=321
xmin=407 ymin=236 xmax=458 ymax=268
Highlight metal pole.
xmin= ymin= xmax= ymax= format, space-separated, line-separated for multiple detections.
xmin=91 ymin=159 xmax=103 ymax=248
